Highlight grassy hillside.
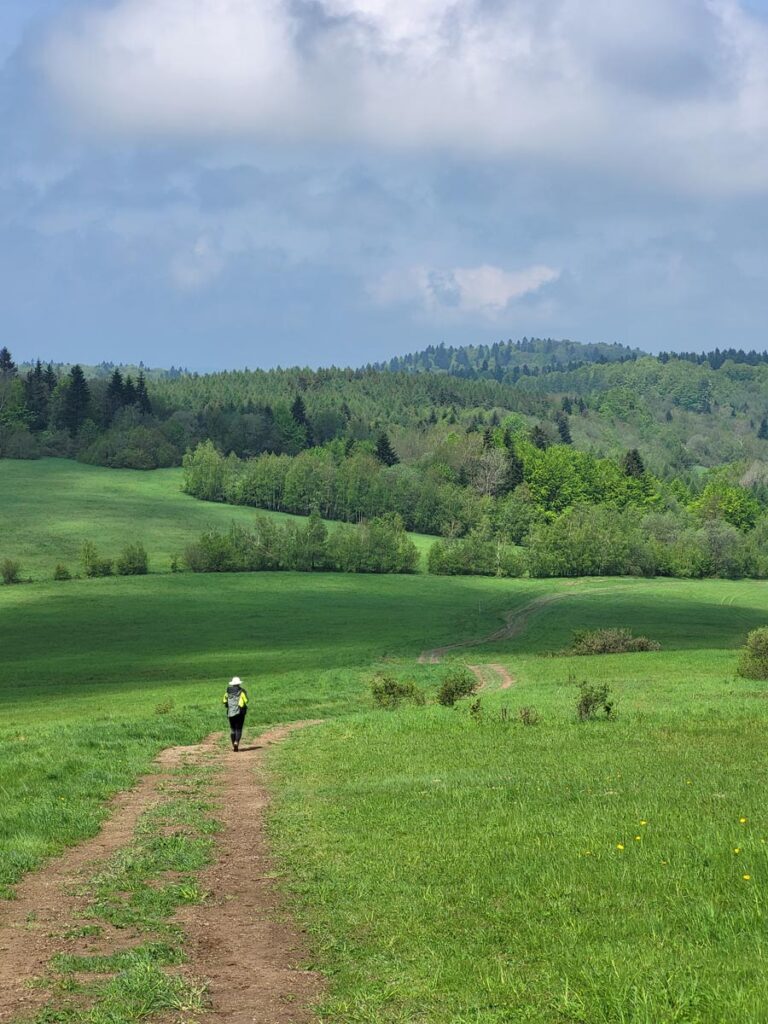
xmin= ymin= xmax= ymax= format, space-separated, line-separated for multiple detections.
xmin=0 ymin=459 xmax=434 ymax=578
xmin=0 ymin=571 xmax=516 ymax=892
xmin=268 ymin=578 xmax=768 ymax=1024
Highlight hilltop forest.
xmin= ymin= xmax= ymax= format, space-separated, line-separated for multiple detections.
xmin=4 ymin=337 xmax=768 ymax=578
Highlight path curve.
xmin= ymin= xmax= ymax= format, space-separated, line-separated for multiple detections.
xmin=0 ymin=722 xmax=324 ymax=1024
xmin=418 ymin=583 xmax=639 ymax=665
xmin=418 ymin=591 xmax=568 ymax=664
xmin=468 ymin=663 xmax=515 ymax=691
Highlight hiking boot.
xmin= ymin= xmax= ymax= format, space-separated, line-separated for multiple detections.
xmin=233 ymin=741 xmax=239 ymax=752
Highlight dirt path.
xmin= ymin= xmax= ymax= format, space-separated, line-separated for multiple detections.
xmin=418 ymin=591 xmax=569 ymax=664
xmin=174 ymin=721 xmax=325 ymax=1024
xmin=418 ymin=583 xmax=642 ymax=665
xmin=0 ymin=723 xmax=324 ymax=1024
xmin=468 ymin=664 xmax=515 ymax=691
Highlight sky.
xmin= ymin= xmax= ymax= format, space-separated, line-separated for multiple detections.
xmin=2 ymin=0 xmax=768 ymax=370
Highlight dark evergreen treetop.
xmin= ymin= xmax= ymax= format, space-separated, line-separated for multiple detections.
xmin=375 ymin=430 xmax=399 ymax=466
xmin=0 ymin=346 xmax=16 ymax=376
xmin=622 ymin=448 xmax=646 ymax=478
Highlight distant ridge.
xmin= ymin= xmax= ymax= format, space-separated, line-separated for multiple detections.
xmin=374 ymin=337 xmax=768 ymax=384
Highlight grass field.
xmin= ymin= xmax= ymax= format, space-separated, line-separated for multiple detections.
xmin=267 ymin=578 xmax=768 ymax=1023
xmin=0 ymin=570 xmax=518 ymax=895
xmin=4 ymin=456 xmax=768 ymax=1021
xmin=0 ymin=459 xmax=435 ymax=578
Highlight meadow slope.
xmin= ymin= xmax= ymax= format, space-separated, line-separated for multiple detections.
xmin=0 ymin=459 xmax=434 ymax=578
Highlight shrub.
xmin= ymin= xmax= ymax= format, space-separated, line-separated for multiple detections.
xmin=116 ymin=542 xmax=149 ymax=576
xmin=81 ymin=541 xmax=114 ymax=578
xmin=737 ymin=627 xmax=768 ymax=680
xmin=370 ymin=674 xmax=426 ymax=710
xmin=518 ymin=706 xmax=540 ymax=726
xmin=1 ymin=559 xmax=21 ymax=585
xmin=437 ymin=666 xmax=478 ymax=706
xmin=569 ymin=628 xmax=660 ymax=655
xmin=53 ymin=564 xmax=72 ymax=581
xmin=575 ymin=678 xmax=616 ymax=721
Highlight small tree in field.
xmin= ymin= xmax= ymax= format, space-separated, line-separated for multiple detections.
xmin=81 ymin=541 xmax=113 ymax=578
xmin=116 ymin=542 xmax=149 ymax=576
xmin=738 ymin=627 xmax=768 ymax=680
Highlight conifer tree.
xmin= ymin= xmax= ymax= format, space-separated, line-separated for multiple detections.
xmin=44 ymin=363 xmax=58 ymax=392
xmin=105 ymin=369 xmax=125 ymax=423
xmin=136 ymin=371 xmax=152 ymax=414
xmin=758 ymin=417 xmax=768 ymax=441
xmin=24 ymin=360 xmax=49 ymax=431
xmin=0 ymin=346 xmax=16 ymax=377
xmin=555 ymin=411 xmax=572 ymax=445
xmin=290 ymin=393 xmax=313 ymax=445
xmin=561 ymin=396 xmax=573 ymax=414
xmin=622 ymin=448 xmax=646 ymax=478
xmin=62 ymin=365 xmax=91 ymax=436
xmin=530 ymin=424 xmax=551 ymax=450
xmin=375 ymin=430 xmax=399 ymax=466
xmin=123 ymin=374 xmax=137 ymax=405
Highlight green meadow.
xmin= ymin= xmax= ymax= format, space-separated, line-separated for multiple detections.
xmin=4 ymin=458 xmax=768 ymax=1021
xmin=0 ymin=459 xmax=434 ymax=578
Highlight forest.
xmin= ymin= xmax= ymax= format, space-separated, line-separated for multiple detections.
xmin=4 ymin=338 xmax=768 ymax=579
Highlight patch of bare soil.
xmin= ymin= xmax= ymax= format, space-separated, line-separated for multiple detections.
xmin=173 ymin=721 xmax=325 ymax=1024
xmin=0 ymin=724 xmax=325 ymax=1024
xmin=468 ymin=664 xmax=515 ymax=691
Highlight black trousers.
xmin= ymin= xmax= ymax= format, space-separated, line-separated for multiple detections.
xmin=228 ymin=710 xmax=246 ymax=744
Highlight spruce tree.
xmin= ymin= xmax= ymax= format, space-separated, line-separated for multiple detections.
xmin=44 ymin=363 xmax=58 ymax=392
xmin=758 ymin=417 xmax=768 ymax=441
xmin=375 ymin=430 xmax=399 ymax=466
xmin=136 ymin=372 xmax=152 ymax=414
xmin=554 ymin=411 xmax=572 ymax=445
xmin=503 ymin=444 xmax=524 ymax=491
xmin=0 ymin=346 xmax=16 ymax=377
xmin=290 ymin=393 xmax=313 ymax=445
xmin=530 ymin=424 xmax=551 ymax=450
xmin=561 ymin=396 xmax=573 ymax=414
xmin=105 ymin=369 xmax=125 ymax=423
xmin=123 ymin=374 xmax=137 ymax=405
xmin=24 ymin=360 xmax=49 ymax=431
xmin=622 ymin=448 xmax=646 ymax=478
xmin=62 ymin=365 xmax=91 ymax=436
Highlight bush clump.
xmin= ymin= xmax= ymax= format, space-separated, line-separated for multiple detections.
xmin=569 ymin=628 xmax=660 ymax=655
xmin=575 ymin=678 xmax=616 ymax=721
xmin=737 ymin=627 xmax=768 ymax=680
xmin=116 ymin=542 xmax=149 ymax=576
xmin=437 ymin=666 xmax=478 ymax=707
xmin=81 ymin=541 xmax=114 ymax=578
xmin=53 ymin=564 xmax=72 ymax=581
xmin=1 ymin=558 xmax=21 ymax=585
xmin=371 ymin=674 xmax=426 ymax=710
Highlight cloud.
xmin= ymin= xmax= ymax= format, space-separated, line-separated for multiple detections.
xmin=34 ymin=0 xmax=768 ymax=194
xmin=169 ymin=236 xmax=224 ymax=290
xmin=371 ymin=262 xmax=559 ymax=318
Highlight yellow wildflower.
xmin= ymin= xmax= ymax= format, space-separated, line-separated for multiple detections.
xmin=734 ymin=848 xmax=741 ymax=854
xmin=743 ymin=874 xmax=751 ymax=881
xmin=616 ymin=843 xmax=625 ymax=850
xmin=740 ymin=817 xmax=748 ymax=824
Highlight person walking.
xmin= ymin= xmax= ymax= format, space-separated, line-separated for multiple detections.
xmin=222 ymin=676 xmax=248 ymax=751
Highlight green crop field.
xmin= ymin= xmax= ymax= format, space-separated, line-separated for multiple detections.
xmin=0 ymin=459 xmax=435 ymax=578
xmin=4 ymin=458 xmax=768 ymax=1021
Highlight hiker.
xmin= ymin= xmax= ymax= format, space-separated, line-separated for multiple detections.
xmin=222 ymin=676 xmax=248 ymax=751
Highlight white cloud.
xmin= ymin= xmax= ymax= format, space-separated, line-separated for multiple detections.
xmin=170 ymin=236 xmax=224 ymax=290
xmin=32 ymin=0 xmax=768 ymax=195
xmin=371 ymin=262 xmax=559 ymax=318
